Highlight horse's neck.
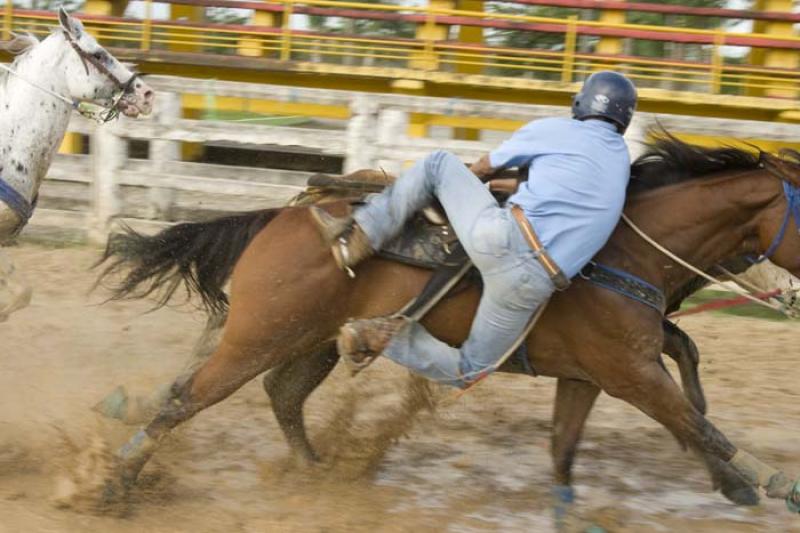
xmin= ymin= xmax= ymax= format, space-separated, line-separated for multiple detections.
xmin=0 ymin=37 xmax=73 ymax=201
xmin=603 ymin=172 xmax=772 ymax=300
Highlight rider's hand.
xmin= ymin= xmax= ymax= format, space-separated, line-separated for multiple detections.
xmin=469 ymin=154 xmax=496 ymax=181
xmin=488 ymin=178 xmax=519 ymax=195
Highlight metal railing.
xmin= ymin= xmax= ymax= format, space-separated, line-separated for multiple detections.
xmin=3 ymin=2 xmax=799 ymax=98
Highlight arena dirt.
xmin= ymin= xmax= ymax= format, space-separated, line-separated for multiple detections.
xmin=0 ymin=244 xmax=798 ymax=532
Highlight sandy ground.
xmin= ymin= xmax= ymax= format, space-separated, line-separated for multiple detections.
xmin=0 ymin=243 xmax=798 ymax=532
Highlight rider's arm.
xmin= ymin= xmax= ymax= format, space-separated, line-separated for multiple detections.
xmin=488 ymin=119 xmax=553 ymax=171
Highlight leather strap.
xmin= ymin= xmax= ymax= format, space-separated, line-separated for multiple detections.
xmin=510 ymin=205 xmax=571 ymax=291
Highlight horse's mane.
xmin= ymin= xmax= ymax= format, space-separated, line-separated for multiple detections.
xmin=1 ymin=33 xmax=39 ymax=56
xmin=628 ymin=132 xmax=761 ymax=195
xmin=0 ymin=33 xmax=40 ymax=84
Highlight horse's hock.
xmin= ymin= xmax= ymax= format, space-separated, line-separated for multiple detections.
xmin=25 ymin=74 xmax=800 ymax=247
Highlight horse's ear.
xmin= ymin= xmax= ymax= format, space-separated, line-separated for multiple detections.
xmin=58 ymin=7 xmax=83 ymax=39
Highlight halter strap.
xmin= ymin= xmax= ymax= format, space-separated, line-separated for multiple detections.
xmin=63 ymin=31 xmax=133 ymax=92
xmin=0 ymin=175 xmax=35 ymax=230
xmin=753 ymin=178 xmax=800 ymax=263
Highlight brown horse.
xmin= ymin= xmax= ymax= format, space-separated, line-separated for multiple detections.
xmin=97 ymin=138 xmax=800 ymax=512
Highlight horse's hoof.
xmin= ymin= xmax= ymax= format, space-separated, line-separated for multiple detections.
xmin=101 ymin=477 xmax=128 ymax=505
xmin=722 ymin=484 xmax=760 ymax=506
xmin=92 ymin=386 xmax=129 ymax=421
xmin=786 ymin=479 xmax=800 ymax=513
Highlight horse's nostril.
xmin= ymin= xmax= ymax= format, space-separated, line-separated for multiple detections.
xmin=144 ymin=89 xmax=153 ymax=100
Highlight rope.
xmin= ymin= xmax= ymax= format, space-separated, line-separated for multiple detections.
xmin=668 ymin=288 xmax=783 ymax=318
xmin=0 ymin=63 xmax=75 ymax=107
xmin=620 ymin=213 xmax=790 ymax=316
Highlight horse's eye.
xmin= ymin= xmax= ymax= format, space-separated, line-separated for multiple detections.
xmin=93 ymin=51 xmax=104 ymax=61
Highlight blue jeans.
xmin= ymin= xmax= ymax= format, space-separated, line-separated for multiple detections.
xmin=354 ymin=150 xmax=555 ymax=388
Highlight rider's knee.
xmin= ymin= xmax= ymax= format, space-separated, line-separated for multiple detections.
xmin=424 ymin=150 xmax=458 ymax=178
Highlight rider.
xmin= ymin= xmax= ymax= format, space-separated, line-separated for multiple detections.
xmin=311 ymin=71 xmax=637 ymax=388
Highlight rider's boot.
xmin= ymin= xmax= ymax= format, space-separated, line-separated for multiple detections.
xmin=309 ymin=206 xmax=375 ymax=273
xmin=337 ymin=316 xmax=408 ymax=374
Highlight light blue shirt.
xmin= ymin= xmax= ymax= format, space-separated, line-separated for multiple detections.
xmin=490 ymin=117 xmax=631 ymax=278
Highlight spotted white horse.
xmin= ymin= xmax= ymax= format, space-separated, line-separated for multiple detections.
xmin=0 ymin=8 xmax=154 ymax=320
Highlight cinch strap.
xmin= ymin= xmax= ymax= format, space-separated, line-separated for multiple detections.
xmin=0 ymin=175 xmax=35 ymax=226
xmin=580 ymin=261 xmax=666 ymax=314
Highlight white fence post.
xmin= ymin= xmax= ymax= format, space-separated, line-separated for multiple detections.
xmin=625 ymin=114 xmax=648 ymax=161
xmin=344 ymin=95 xmax=379 ymax=174
xmin=376 ymin=108 xmax=409 ymax=175
xmin=148 ymin=92 xmax=181 ymax=219
xmin=88 ymin=122 xmax=127 ymax=244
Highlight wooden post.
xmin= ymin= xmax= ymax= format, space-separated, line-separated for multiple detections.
xmin=596 ymin=0 xmax=625 ymax=56
xmin=562 ymin=16 xmax=578 ymax=84
xmin=238 ymin=4 xmax=279 ymax=58
xmin=710 ymin=30 xmax=725 ymax=94
xmin=411 ymin=0 xmax=454 ymax=71
xmin=344 ymin=95 xmax=379 ymax=174
xmin=749 ymin=0 xmax=798 ymax=98
xmin=147 ymin=92 xmax=181 ymax=221
xmin=454 ymin=0 xmax=484 ymax=141
xmin=141 ymin=0 xmax=153 ymax=52
xmin=376 ymin=108 xmax=410 ymax=176
xmin=169 ymin=3 xmax=204 ymax=53
xmin=624 ymin=114 xmax=648 ymax=161
xmin=88 ymin=122 xmax=127 ymax=244
xmin=280 ymin=0 xmax=294 ymax=62
xmin=3 ymin=1 xmax=12 ymax=42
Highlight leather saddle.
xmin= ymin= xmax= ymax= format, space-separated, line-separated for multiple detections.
xmin=297 ymin=169 xmax=496 ymax=270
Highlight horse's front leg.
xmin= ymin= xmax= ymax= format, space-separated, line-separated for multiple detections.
xmin=0 ymin=248 xmax=32 ymax=321
xmin=590 ymin=343 xmax=799 ymax=513
xmin=661 ymin=320 xmax=758 ymax=505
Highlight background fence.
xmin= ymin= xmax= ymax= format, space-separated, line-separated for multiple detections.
xmin=30 ymin=74 xmax=800 ymax=243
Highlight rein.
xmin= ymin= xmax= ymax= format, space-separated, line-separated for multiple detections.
xmin=621 ymin=175 xmax=800 ymax=318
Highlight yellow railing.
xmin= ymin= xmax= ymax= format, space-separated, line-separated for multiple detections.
xmin=3 ymin=3 xmax=799 ymax=99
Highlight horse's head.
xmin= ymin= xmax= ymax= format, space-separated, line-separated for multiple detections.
xmin=56 ymin=8 xmax=154 ymax=118
xmin=754 ymin=151 xmax=800 ymax=277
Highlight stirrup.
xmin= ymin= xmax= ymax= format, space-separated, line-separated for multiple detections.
xmin=309 ymin=206 xmax=357 ymax=277
xmin=309 ymin=206 xmax=352 ymax=243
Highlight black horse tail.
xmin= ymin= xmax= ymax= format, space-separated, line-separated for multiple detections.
xmin=95 ymin=208 xmax=284 ymax=315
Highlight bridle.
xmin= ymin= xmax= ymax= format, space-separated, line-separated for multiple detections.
xmin=753 ymin=153 xmax=800 ymax=264
xmin=63 ymin=30 xmax=139 ymax=94
xmin=62 ymin=30 xmax=141 ymax=123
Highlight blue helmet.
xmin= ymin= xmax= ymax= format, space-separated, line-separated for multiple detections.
xmin=572 ymin=71 xmax=637 ymax=134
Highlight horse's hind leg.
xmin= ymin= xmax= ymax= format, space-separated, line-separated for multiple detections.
xmin=95 ymin=312 xmax=227 ymax=424
xmin=109 ymin=208 xmax=346 ymax=495
xmin=262 ymin=342 xmax=339 ymax=466
xmin=110 ymin=337 xmax=300 ymax=494
xmin=550 ymin=378 xmax=600 ymax=528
